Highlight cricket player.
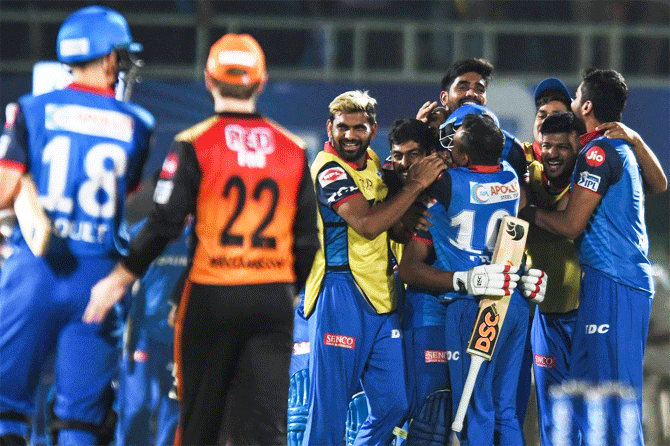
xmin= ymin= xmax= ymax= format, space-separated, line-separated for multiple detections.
xmin=0 ymin=6 xmax=153 ymax=445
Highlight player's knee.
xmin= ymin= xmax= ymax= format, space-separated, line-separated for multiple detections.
xmin=0 ymin=412 xmax=30 ymax=446
xmin=48 ymin=402 xmax=117 ymax=446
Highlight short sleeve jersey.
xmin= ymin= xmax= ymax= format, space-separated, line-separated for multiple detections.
xmin=571 ymin=131 xmax=653 ymax=292
xmin=303 ymin=142 xmax=395 ymax=317
xmin=413 ymin=161 xmax=521 ymax=302
xmin=0 ymin=84 xmax=154 ymax=257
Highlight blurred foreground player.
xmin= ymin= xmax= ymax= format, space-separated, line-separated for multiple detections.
xmin=83 ymin=33 xmax=319 ymax=445
xmin=0 ymin=6 xmax=153 ymax=445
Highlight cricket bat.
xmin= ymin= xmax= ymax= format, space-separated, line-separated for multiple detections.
xmin=14 ymin=174 xmax=51 ymax=257
xmin=451 ymin=215 xmax=529 ymax=437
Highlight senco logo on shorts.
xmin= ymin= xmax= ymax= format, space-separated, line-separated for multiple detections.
xmin=425 ymin=350 xmax=447 ymax=363
xmin=470 ymin=179 xmax=519 ymax=204
xmin=585 ymin=146 xmax=606 ymax=167
xmin=534 ymin=353 xmax=556 ymax=368
xmin=324 ymin=333 xmax=356 ymax=349
xmin=425 ymin=350 xmax=460 ymax=363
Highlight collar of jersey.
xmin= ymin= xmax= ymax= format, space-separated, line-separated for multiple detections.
xmin=324 ymin=141 xmax=371 ymax=170
xmin=66 ymin=83 xmax=116 ymax=97
xmin=579 ymin=130 xmax=604 ymax=146
xmin=216 ymin=112 xmax=262 ymax=118
xmin=467 ymin=164 xmax=502 ymax=173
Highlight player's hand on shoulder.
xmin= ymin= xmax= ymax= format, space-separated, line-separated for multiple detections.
xmin=453 ymin=264 xmax=520 ymax=297
xmin=405 ymin=153 xmax=446 ymax=190
xmin=518 ymin=266 xmax=547 ymax=303
xmin=595 ymin=121 xmax=639 ymax=145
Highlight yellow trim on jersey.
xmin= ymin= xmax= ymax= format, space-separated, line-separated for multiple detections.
xmin=525 ymin=146 xmax=580 ymax=313
xmin=304 ymin=148 xmax=395 ymax=318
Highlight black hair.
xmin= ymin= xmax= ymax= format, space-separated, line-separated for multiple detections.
xmin=440 ymin=58 xmax=494 ymax=92
xmin=579 ymin=68 xmax=628 ymax=123
xmin=535 ymin=90 xmax=571 ymax=111
xmin=387 ymin=118 xmax=434 ymax=155
xmin=539 ymin=111 xmax=580 ymax=135
xmin=459 ymin=113 xmax=504 ymax=165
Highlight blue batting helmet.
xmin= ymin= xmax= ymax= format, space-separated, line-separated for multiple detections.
xmin=57 ymin=6 xmax=142 ymax=64
xmin=438 ymin=104 xmax=500 ymax=151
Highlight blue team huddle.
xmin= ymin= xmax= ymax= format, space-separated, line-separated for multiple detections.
xmin=0 ymin=4 xmax=665 ymax=446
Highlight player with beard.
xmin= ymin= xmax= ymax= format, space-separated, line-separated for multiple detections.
xmin=302 ymin=91 xmax=445 ymax=445
xmin=417 ymin=58 xmax=527 ymax=180
xmin=521 ymin=69 xmax=658 ymax=446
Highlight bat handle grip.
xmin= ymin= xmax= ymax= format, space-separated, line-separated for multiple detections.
xmin=451 ymin=355 xmax=485 ymax=433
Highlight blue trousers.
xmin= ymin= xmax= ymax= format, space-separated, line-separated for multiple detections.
xmin=302 ymin=272 xmax=407 ymax=446
xmin=570 ymin=266 xmax=652 ymax=446
xmin=445 ymin=295 xmax=529 ymax=446
xmin=0 ymin=249 xmax=118 ymax=445
xmin=116 ymin=335 xmax=179 ymax=446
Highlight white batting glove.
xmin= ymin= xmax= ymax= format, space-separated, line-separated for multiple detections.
xmin=518 ymin=267 xmax=548 ymax=303
xmin=452 ymin=264 xmax=520 ymax=297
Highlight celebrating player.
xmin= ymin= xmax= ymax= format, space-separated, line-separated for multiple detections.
xmin=0 ymin=6 xmax=153 ymax=445
xmin=83 ymin=33 xmax=320 ymax=445
xmin=399 ymin=112 xmax=547 ymax=445
xmin=301 ymin=90 xmax=445 ymax=445
xmin=521 ymin=68 xmax=656 ymax=446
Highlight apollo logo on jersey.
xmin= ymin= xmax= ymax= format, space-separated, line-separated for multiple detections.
xmin=585 ymin=146 xmax=606 ymax=167
xmin=534 ymin=353 xmax=557 ymax=368
xmin=323 ymin=333 xmax=356 ymax=349
xmin=470 ymin=179 xmax=520 ymax=204
xmin=318 ymin=166 xmax=347 ymax=187
xmin=225 ymin=124 xmax=275 ymax=168
xmin=577 ymin=171 xmax=601 ymax=192
xmin=45 ymin=104 xmax=134 ymax=142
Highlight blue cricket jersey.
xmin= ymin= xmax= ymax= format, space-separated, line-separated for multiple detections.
xmin=1 ymin=84 xmax=154 ymax=258
xmin=572 ymin=131 xmax=653 ymax=293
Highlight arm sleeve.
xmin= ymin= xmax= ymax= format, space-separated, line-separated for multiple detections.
xmin=315 ymin=161 xmax=361 ymax=209
xmin=572 ymin=143 xmax=623 ymax=196
xmin=293 ymin=156 xmax=320 ymax=291
xmin=122 ymin=139 xmax=200 ymax=277
xmin=426 ymin=171 xmax=452 ymax=207
xmin=502 ymin=131 xmax=528 ymax=180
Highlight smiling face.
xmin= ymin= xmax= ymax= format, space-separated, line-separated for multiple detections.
xmin=390 ymin=140 xmax=425 ymax=182
xmin=540 ymin=131 xmax=579 ymax=185
xmin=533 ymin=100 xmax=570 ymax=143
xmin=327 ymin=111 xmax=377 ymax=164
xmin=440 ymin=71 xmax=487 ymax=114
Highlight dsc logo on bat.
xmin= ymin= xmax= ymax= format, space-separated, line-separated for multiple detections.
xmin=469 ymin=305 xmax=500 ymax=355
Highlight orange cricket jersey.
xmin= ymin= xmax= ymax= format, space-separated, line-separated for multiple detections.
xmin=187 ymin=114 xmax=305 ymax=285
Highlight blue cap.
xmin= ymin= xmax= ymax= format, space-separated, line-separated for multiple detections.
xmin=534 ymin=78 xmax=572 ymax=103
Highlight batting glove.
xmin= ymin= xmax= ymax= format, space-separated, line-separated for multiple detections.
xmin=453 ymin=264 xmax=520 ymax=297
xmin=518 ymin=267 xmax=547 ymax=303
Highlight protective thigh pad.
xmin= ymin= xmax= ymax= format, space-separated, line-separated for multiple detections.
xmin=47 ymin=386 xmax=117 ymax=446
xmin=287 ymin=369 xmax=309 ymax=446
xmin=345 ymin=391 xmax=368 ymax=446
xmin=405 ymin=388 xmax=452 ymax=446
